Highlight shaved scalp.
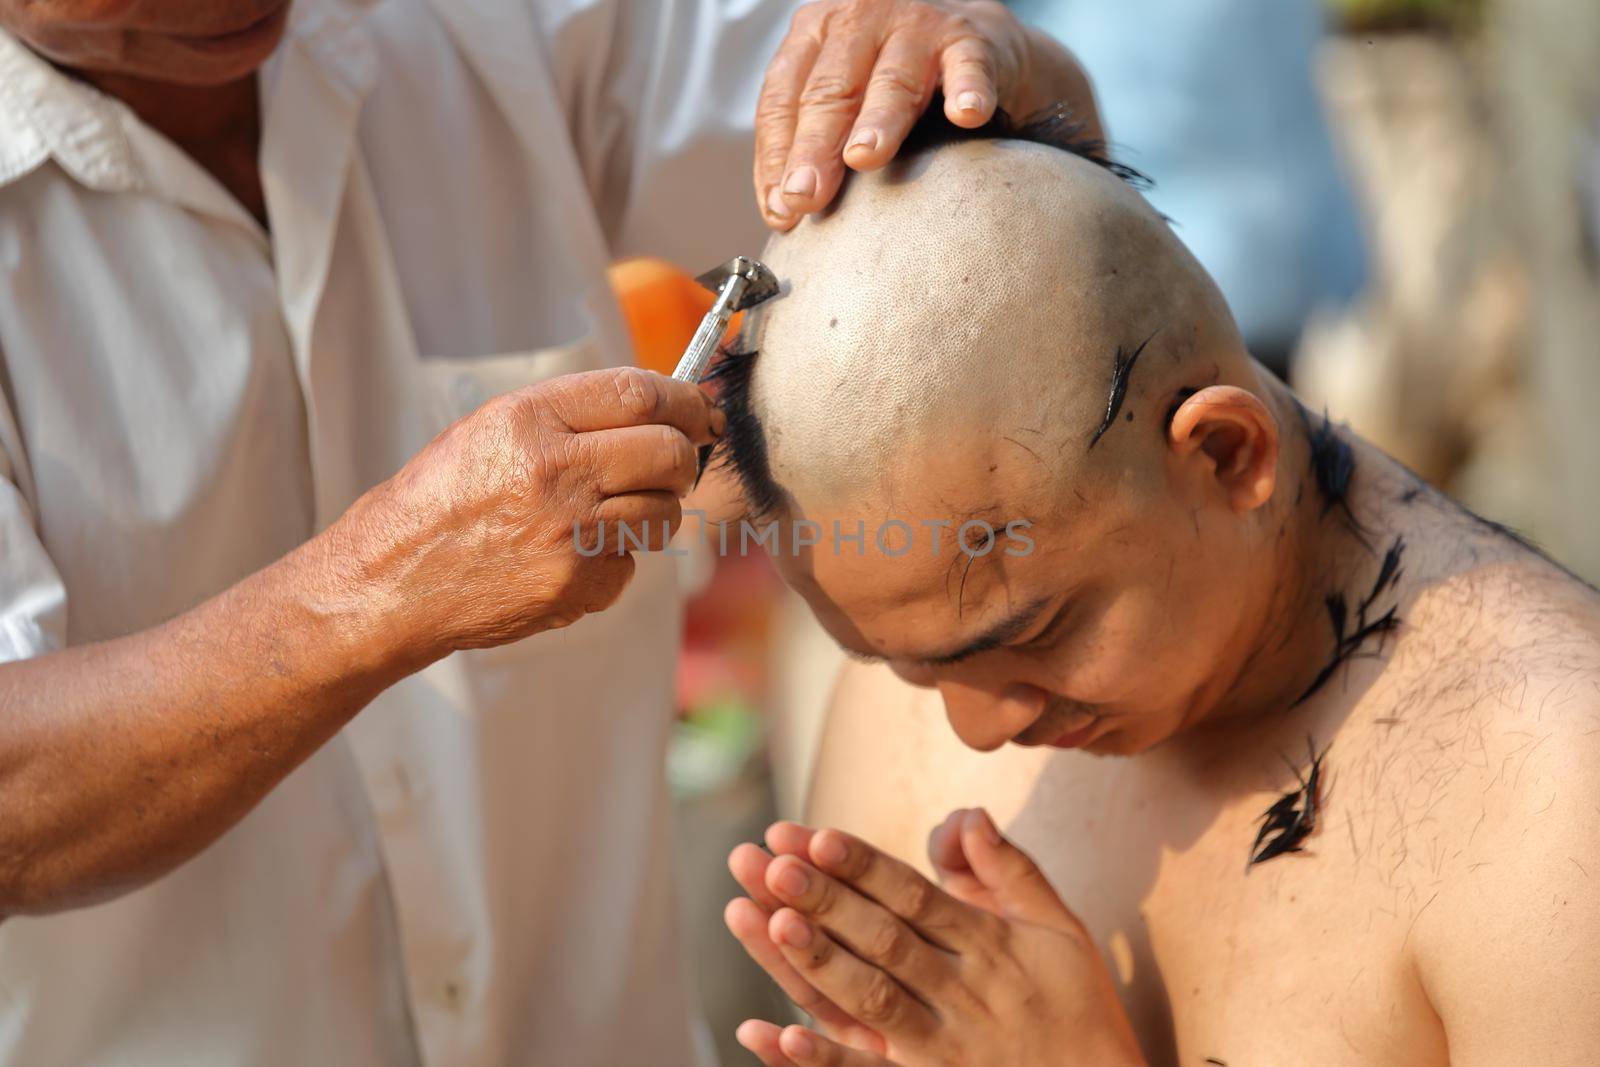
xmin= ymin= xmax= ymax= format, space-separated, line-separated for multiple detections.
xmin=728 ymin=133 xmax=1251 ymax=517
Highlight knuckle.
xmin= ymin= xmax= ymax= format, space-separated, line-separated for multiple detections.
xmin=611 ymin=367 xmax=661 ymax=421
xmin=759 ymin=58 xmax=806 ymax=110
xmin=529 ymin=376 xmax=581 ymax=425
xmin=944 ymin=41 xmax=994 ymax=76
xmin=867 ymin=919 xmax=912 ymax=968
xmin=519 ymin=435 xmax=568 ymax=497
xmin=950 ymin=53 xmax=994 ymax=80
xmin=664 ymin=426 xmax=695 ymax=470
xmin=898 ymin=876 xmax=937 ymax=924
xmin=799 ymin=933 xmax=834 ymax=971
xmin=807 ymin=873 xmax=839 ymax=916
xmin=790 ymin=1 xmax=826 ymax=34
xmin=856 ymin=972 xmax=902 ymax=1025
xmin=945 ymin=11 xmax=981 ymax=37
xmin=829 ymin=834 xmax=867 ymax=876
xmin=865 ymin=64 xmax=924 ymax=101
xmin=800 ymin=70 xmax=864 ymax=109
xmin=757 ymin=144 xmax=793 ymax=177
xmin=756 ymin=87 xmax=799 ymax=128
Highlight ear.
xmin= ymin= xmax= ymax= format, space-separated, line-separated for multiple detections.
xmin=1167 ymin=385 xmax=1278 ymax=512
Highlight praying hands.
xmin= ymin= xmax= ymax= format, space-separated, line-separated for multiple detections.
xmin=725 ymin=810 xmax=1146 ymax=1067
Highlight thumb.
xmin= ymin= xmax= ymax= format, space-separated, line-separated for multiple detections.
xmin=958 ymin=808 xmax=1078 ymax=930
xmin=926 ymin=808 xmax=1000 ymax=914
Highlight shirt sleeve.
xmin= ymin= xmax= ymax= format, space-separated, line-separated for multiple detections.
xmin=0 ymin=386 xmax=67 ymax=663
xmin=535 ymin=0 xmax=806 ymax=268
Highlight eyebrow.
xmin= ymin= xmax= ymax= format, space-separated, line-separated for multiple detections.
xmin=844 ymin=594 xmax=1057 ymax=668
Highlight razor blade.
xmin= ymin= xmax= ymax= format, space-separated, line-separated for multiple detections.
xmin=670 ymin=256 xmax=780 ymax=384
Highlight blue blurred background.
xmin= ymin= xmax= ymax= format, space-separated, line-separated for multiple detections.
xmin=1009 ymin=0 xmax=1368 ymax=372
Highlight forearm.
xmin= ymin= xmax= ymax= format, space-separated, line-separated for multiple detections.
xmin=0 ymin=363 xmax=721 ymax=916
xmin=0 ymin=530 xmax=417 ymax=916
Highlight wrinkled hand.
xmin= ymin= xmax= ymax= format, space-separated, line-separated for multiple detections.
xmin=725 ymin=810 xmax=1146 ymax=1067
xmin=756 ymin=0 xmax=1101 ymax=230
xmin=327 ymin=367 xmax=721 ymax=663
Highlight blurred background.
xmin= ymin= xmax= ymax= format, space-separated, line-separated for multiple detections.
xmin=607 ymin=1 xmax=1600 ymax=1061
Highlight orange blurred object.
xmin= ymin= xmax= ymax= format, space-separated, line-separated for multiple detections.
xmin=608 ymin=257 xmax=743 ymax=375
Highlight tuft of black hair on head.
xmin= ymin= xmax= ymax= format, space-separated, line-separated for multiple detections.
xmin=705 ymin=96 xmax=1146 ymax=520
xmin=703 ymin=342 xmax=788 ymax=520
xmin=1088 ymin=329 xmax=1159 ymax=450
xmin=898 ymin=92 xmax=1151 ymax=189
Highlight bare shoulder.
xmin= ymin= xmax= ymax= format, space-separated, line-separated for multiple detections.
xmin=806 ymin=661 xmax=941 ymax=838
xmin=806 ymin=661 xmax=1051 ymax=871
xmin=1353 ymin=557 xmax=1600 ymax=1055
xmin=1352 ymin=558 xmax=1600 ymax=869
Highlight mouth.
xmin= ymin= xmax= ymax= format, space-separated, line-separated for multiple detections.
xmin=1046 ymin=723 xmax=1098 ymax=749
xmin=1011 ymin=710 xmax=1102 ymax=750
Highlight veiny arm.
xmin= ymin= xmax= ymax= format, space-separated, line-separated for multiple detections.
xmin=0 ymin=367 xmax=720 ymax=917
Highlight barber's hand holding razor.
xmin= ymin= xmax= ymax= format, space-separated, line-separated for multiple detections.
xmin=325 ymin=367 xmax=721 ymax=665
xmin=725 ymin=810 xmax=1146 ymax=1067
xmin=756 ymin=0 xmax=1101 ymax=230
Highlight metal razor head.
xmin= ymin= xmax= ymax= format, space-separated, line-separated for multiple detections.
xmin=694 ymin=256 xmax=781 ymax=312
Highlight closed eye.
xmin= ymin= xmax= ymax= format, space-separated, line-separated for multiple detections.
xmin=1009 ymin=597 xmax=1074 ymax=653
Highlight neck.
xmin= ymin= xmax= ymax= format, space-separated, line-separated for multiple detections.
xmin=78 ymin=71 xmax=266 ymax=226
xmin=1202 ymin=378 xmax=1403 ymax=728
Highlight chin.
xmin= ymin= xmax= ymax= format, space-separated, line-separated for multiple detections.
xmin=1083 ymin=715 xmax=1184 ymax=757
xmin=121 ymin=6 xmax=291 ymax=86
xmin=1083 ymin=733 xmax=1142 ymax=757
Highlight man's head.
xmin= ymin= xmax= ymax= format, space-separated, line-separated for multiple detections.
xmin=716 ymin=105 xmax=1292 ymax=756
xmin=1 ymin=1 xmax=290 ymax=85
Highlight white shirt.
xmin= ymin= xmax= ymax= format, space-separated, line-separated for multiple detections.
xmin=0 ymin=1 xmax=788 ymax=1063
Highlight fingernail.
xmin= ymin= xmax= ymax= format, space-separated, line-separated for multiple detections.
xmin=957 ymin=90 xmax=986 ymax=114
xmin=779 ymin=915 xmax=814 ymax=948
xmin=781 ymin=1029 xmax=817 ymax=1059
xmin=846 ymin=127 xmax=878 ymax=152
xmin=782 ymin=166 xmax=818 ymax=198
xmin=813 ymin=833 xmax=848 ymax=868
xmin=977 ymin=809 xmax=1003 ymax=846
xmin=774 ymin=863 xmax=809 ymax=897
xmin=766 ymin=186 xmax=790 ymax=218
xmin=710 ymin=405 xmax=727 ymax=437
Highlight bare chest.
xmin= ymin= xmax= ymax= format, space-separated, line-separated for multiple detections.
xmin=1001 ymin=747 xmax=1451 ymax=1067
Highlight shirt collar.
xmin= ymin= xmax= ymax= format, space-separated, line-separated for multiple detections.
xmin=0 ymin=1 xmax=378 ymax=206
xmin=0 ymin=30 xmax=140 ymax=192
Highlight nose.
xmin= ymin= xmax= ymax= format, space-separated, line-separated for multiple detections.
xmin=937 ymin=679 xmax=1048 ymax=751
